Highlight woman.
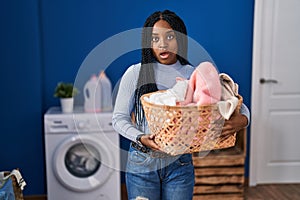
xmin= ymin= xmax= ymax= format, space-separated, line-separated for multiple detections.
xmin=112 ymin=10 xmax=249 ymax=200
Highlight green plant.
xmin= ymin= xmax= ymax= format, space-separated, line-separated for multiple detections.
xmin=54 ymin=82 xmax=79 ymax=98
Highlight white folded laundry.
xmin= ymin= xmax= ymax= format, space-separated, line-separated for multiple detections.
xmin=144 ymin=79 xmax=188 ymax=106
xmin=219 ymin=73 xmax=239 ymax=99
xmin=149 ymin=91 xmax=177 ymax=106
xmin=218 ymin=73 xmax=240 ymax=119
xmin=167 ymin=79 xmax=188 ymax=102
xmin=217 ymin=96 xmax=239 ymax=120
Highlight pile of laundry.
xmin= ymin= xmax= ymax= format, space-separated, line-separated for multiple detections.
xmin=143 ymin=61 xmax=240 ymax=120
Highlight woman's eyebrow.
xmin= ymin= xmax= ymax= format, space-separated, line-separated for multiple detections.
xmin=152 ymin=30 xmax=175 ymax=35
xmin=166 ymin=30 xmax=175 ymax=34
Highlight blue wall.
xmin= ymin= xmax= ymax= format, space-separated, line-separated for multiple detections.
xmin=0 ymin=0 xmax=254 ymax=195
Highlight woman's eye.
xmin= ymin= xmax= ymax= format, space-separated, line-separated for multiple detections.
xmin=152 ymin=37 xmax=159 ymax=42
xmin=167 ymin=34 xmax=175 ymax=40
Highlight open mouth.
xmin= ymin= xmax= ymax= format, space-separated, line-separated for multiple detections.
xmin=160 ymin=51 xmax=170 ymax=59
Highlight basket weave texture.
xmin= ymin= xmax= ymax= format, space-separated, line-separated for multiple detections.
xmin=141 ymin=91 xmax=243 ymax=155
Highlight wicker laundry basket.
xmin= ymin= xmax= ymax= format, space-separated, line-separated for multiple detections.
xmin=141 ymin=91 xmax=243 ymax=156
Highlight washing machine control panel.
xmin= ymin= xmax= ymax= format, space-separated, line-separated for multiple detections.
xmin=44 ymin=110 xmax=114 ymax=133
xmin=74 ymin=113 xmax=114 ymax=132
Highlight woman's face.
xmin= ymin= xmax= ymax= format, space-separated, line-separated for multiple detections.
xmin=151 ymin=20 xmax=178 ymax=65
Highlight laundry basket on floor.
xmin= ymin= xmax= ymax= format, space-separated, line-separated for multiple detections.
xmin=0 ymin=169 xmax=26 ymax=200
xmin=141 ymin=91 xmax=243 ymax=156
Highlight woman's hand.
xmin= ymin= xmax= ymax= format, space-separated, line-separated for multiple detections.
xmin=140 ymin=134 xmax=161 ymax=151
xmin=222 ymin=112 xmax=248 ymax=137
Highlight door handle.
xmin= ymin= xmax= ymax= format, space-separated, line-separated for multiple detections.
xmin=260 ymin=78 xmax=278 ymax=84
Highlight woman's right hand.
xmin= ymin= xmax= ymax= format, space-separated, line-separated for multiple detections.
xmin=140 ymin=134 xmax=161 ymax=151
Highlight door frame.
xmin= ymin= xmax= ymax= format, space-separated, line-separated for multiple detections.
xmin=249 ymin=0 xmax=266 ymax=186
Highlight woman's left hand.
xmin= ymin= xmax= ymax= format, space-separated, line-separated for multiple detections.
xmin=221 ymin=112 xmax=248 ymax=137
xmin=140 ymin=134 xmax=161 ymax=151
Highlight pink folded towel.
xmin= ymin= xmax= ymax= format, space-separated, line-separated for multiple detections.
xmin=179 ymin=61 xmax=221 ymax=106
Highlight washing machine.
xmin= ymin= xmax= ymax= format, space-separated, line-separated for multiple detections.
xmin=44 ymin=107 xmax=121 ymax=200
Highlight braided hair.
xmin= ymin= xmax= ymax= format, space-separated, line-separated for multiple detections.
xmin=134 ymin=10 xmax=190 ymax=125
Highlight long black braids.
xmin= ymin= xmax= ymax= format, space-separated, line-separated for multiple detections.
xmin=134 ymin=10 xmax=190 ymax=126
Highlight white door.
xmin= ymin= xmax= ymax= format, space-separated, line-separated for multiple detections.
xmin=250 ymin=0 xmax=300 ymax=185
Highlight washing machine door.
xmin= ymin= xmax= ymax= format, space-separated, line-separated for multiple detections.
xmin=53 ymin=134 xmax=114 ymax=192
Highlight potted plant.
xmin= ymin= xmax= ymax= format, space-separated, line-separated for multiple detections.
xmin=54 ymin=82 xmax=79 ymax=113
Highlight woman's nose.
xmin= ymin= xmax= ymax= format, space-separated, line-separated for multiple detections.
xmin=159 ymin=38 xmax=168 ymax=49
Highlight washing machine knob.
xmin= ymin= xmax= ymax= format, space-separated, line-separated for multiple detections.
xmin=77 ymin=121 xmax=86 ymax=129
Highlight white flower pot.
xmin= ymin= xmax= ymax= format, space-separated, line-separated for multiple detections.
xmin=60 ymin=98 xmax=74 ymax=113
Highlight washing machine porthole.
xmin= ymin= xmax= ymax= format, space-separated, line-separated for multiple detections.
xmin=65 ymin=143 xmax=101 ymax=178
xmin=52 ymin=134 xmax=114 ymax=192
